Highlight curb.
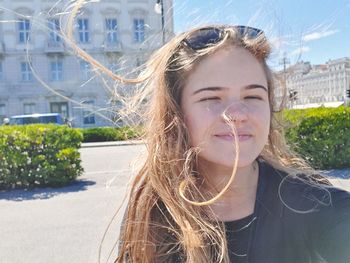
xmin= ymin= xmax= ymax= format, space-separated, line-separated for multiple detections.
xmin=81 ymin=140 xmax=144 ymax=148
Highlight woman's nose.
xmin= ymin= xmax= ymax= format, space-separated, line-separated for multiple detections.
xmin=222 ymin=101 xmax=248 ymax=123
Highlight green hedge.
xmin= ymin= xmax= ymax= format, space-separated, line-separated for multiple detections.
xmin=0 ymin=124 xmax=84 ymax=190
xmin=284 ymin=106 xmax=350 ymax=169
xmin=80 ymin=126 xmax=142 ymax=142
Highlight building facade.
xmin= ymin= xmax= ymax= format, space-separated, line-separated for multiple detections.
xmin=0 ymin=0 xmax=174 ymax=127
xmin=275 ymin=57 xmax=350 ymax=109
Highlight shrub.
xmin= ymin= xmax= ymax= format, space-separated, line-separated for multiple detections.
xmin=80 ymin=126 xmax=142 ymax=142
xmin=284 ymin=106 xmax=350 ymax=169
xmin=0 ymin=124 xmax=84 ymax=190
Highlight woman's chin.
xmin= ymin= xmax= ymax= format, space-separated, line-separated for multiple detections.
xmin=198 ymin=155 xmax=256 ymax=172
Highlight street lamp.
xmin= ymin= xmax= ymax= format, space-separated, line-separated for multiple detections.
xmin=279 ymin=52 xmax=291 ymax=108
xmin=289 ymin=90 xmax=298 ymax=109
xmin=154 ymin=0 xmax=165 ymax=44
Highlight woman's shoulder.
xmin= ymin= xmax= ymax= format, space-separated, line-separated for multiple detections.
xmin=258 ymin=158 xmax=345 ymax=191
xmin=258 ymin=159 xmax=350 ymax=212
xmin=256 ymin=160 xmax=350 ymax=261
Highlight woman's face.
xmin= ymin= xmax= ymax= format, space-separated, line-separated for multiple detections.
xmin=181 ymin=47 xmax=270 ymax=170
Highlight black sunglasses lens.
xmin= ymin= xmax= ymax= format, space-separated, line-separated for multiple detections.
xmin=236 ymin=25 xmax=263 ymax=38
xmin=184 ymin=28 xmax=223 ymax=50
xmin=183 ymin=26 xmax=264 ymax=50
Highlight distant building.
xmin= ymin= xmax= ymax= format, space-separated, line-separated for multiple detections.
xmin=275 ymin=57 xmax=350 ymax=109
xmin=0 ymin=0 xmax=174 ymax=127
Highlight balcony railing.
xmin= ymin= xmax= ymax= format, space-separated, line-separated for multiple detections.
xmin=102 ymin=41 xmax=122 ymax=53
xmin=45 ymin=41 xmax=65 ymax=54
xmin=0 ymin=42 xmax=5 ymax=55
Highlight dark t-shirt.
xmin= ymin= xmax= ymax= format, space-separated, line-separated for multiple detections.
xmin=222 ymin=160 xmax=350 ymax=263
xmin=225 ymin=214 xmax=255 ymax=263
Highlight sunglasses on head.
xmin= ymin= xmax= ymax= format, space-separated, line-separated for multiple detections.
xmin=182 ymin=26 xmax=264 ymax=50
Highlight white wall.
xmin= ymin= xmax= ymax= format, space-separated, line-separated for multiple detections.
xmin=0 ymin=0 xmax=174 ymax=127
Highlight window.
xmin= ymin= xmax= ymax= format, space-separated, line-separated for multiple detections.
xmin=80 ymin=61 xmax=92 ymax=80
xmin=106 ymin=18 xmax=118 ymax=43
xmin=50 ymin=102 xmax=68 ymax=119
xmin=0 ymin=104 xmax=5 ymax=116
xmin=133 ymin=18 xmax=145 ymax=43
xmin=21 ymin=62 xmax=32 ymax=82
xmin=0 ymin=104 xmax=5 ymax=123
xmin=109 ymin=62 xmax=119 ymax=74
xmin=18 ymin=19 xmax=30 ymax=43
xmin=0 ymin=61 xmax=3 ymax=80
xmin=78 ymin=19 xmax=89 ymax=43
xmin=82 ymin=100 xmax=95 ymax=124
xmin=23 ymin=103 xmax=36 ymax=114
xmin=50 ymin=58 xmax=63 ymax=81
xmin=48 ymin=19 xmax=61 ymax=43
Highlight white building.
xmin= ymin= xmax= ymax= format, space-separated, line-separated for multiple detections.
xmin=275 ymin=57 xmax=350 ymax=109
xmin=0 ymin=0 xmax=174 ymax=127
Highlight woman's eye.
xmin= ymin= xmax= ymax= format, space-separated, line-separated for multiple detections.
xmin=198 ymin=97 xmax=220 ymax=102
xmin=245 ymin=96 xmax=263 ymax=100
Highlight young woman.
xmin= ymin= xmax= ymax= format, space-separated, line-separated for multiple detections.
xmin=103 ymin=25 xmax=350 ymax=263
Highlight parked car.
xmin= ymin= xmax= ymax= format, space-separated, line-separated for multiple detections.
xmin=8 ymin=113 xmax=65 ymax=125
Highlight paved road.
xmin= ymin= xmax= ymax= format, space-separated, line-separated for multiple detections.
xmin=0 ymin=144 xmax=146 ymax=263
xmin=0 ymin=144 xmax=349 ymax=263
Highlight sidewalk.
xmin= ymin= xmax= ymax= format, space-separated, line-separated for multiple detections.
xmin=81 ymin=140 xmax=144 ymax=148
xmin=322 ymin=168 xmax=350 ymax=179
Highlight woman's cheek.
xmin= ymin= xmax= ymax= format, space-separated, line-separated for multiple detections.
xmin=251 ymin=104 xmax=270 ymax=118
xmin=204 ymin=102 xmax=224 ymax=116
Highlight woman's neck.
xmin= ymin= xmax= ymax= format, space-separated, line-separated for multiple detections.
xmin=198 ymin=160 xmax=259 ymax=221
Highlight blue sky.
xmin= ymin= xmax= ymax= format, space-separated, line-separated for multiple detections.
xmin=172 ymin=0 xmax=350 ymax=70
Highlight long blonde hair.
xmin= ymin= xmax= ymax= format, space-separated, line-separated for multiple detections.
xmin=113 ymin=26 xmax=317 ymax=262
xmin=64 ymin=3 xmax=321 ymax=260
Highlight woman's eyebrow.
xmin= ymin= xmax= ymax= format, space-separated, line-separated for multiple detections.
xmin=192 ymin=84 xmax=267 ymax=96
xmin=245 ymin=84 xmax=268 ymax=92
xmin=192 ymin=87 xmax=225 ymax=95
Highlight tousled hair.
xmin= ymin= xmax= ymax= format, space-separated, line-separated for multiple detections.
xmin=64 ymin=3 xmax=326 ymax=261
xmin=113 ymin=26 xmax=316 ymax=262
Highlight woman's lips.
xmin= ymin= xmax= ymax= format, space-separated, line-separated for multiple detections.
xmin=214 ymin=134 xmax=252 ymax=142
